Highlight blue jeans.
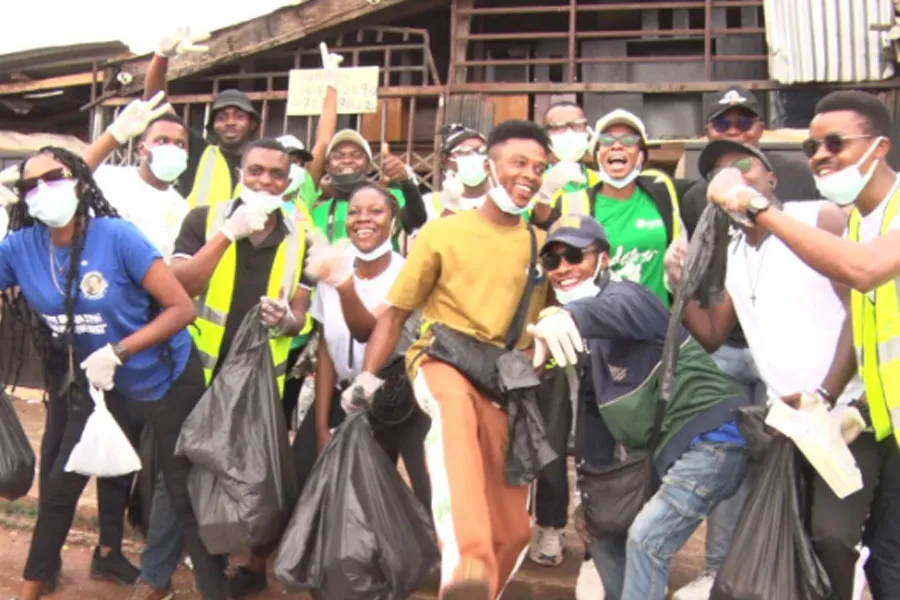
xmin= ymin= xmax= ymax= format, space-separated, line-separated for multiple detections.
xmin=704 ymin=344 xmax=764 ymax=574
xmin=590 ymin=441 xmax=748 ymax=600
xmin=140 ymin=475 xmax=187 ymax=589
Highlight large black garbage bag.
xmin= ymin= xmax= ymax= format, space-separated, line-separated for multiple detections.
xmin=711 ymin=437 xmax=832 ymax=600
xmin=274 ymin=412 xmax=439 ymax=599
xmin=0 ymin=389 xmax=35 ymax=499
xmin=175 ymin=307 xmax=299 ymax=555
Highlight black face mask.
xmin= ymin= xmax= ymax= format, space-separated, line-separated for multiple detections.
xmin=330 ymin=172 xmax=368 ymax=198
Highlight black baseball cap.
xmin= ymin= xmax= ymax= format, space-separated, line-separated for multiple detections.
xmin=440 ymin=123 xmax=486 ymax=156
xmin=705 ymin=86 xmax=761 ymax=122
xmin=541 ymin=214 xmax=610 ymax=254
xmin=210 ymin=89 xmax=260 ymax=120
xmin=698 ymin=139 xmax=774 ymax=180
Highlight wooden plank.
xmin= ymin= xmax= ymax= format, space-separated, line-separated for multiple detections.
xmin=0 ymin=71 xmax=104 ymax=95
xmin=112 ymin=0 xmax=445 ymax=97
xmin=101 ymin=85 xmax=443 ymax=106
xmin=488 ymin=94 xmax=529 ymax=125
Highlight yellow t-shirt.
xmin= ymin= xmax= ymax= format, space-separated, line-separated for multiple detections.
xmin=388 ymin=210 xmax=550 ymax=373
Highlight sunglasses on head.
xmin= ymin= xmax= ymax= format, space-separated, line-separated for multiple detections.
xmin=709 ymin=115 xmax=757 ymax=134
xmin=596 ymin=133 xmax=641 ymax=148
xmin=541 ymin=246 xmax=597 ymax=271
xmin=710 ymin=156 xmax=754 ymax=180
xmin=15 ymin=167 xmax=72 ymax=197
xmin=801 ymin=133 xmax=874 ymax=158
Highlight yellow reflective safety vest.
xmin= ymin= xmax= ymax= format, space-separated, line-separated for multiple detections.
xmin=190 ymin=201 xmax=307 ymax=394
xmin=848 ymin=186 xmax=900 ymax=447
xmin=556 ymin=168 xmax=682 ymax=242
xmin=187 ymin=146 xmax=242 ymax=209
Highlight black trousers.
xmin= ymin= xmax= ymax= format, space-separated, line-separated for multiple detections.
xmin=535 ymin=370 xmax=572 ymax=529
xmin=25 ymin=350 xmax=228 ymax=600
xmin=810 ymin=433 xmax=900 ymax=600
xmin=40 ymin=380 xmax=139 ymax=552
xmin=281 ymin=345 xmax=305 ymax=428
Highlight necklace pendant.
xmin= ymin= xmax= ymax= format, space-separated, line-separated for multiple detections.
xmin=750 ymin=293 xmax=757 ymax=306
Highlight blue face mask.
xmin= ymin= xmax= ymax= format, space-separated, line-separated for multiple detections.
xmin=487 ymin=160 xmax=535 ymax=216
xmin=25 ymin=179 xmax=79 ymax=228
xmin=147 ymin=144 xmax=188 ymax=183
xmin=554 ymin=262 xmax=605 ymax=304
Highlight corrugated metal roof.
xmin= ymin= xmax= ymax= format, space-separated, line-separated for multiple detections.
xmin=764 ymin=0 xmax=896 ymax=83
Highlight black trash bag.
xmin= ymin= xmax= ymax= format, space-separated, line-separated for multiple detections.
xmin=175 ymin=307 xmax=299 ymax=555
xmin=711 ymin=437 xmax=832 ymax=600
xmin=735 ymin=406 xmax=774 ymax=462
xmin=274 ymin=412 xmax=439 ymax=599
xmin=0 ymin=389 xmax=35 ymax=500
xmin=127 ymin=424 xmax=157 ymax=538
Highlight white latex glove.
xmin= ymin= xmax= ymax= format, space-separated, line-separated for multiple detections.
xmin=527 ymin=308 xmax=584 ymax=368
xmin=220 ymin=203 xmax=268 ymax=241
xmin=106 ymin=91 xmax=172 ymax=144
xmin=340 ymin=371 xmax=384 ymax=414
xmin=320 ymin=42 xmax=344 ymax=89
xmin=835 ymin=406 xmax=867 ymax=445
xmin=441 ymin=171 xmax=465 ymax=213
xmin=260 ymin=293 xmax=297 ymax=329
xmin=537 ymin=161 xmax=586 ymax=206
xmin=663 ymin=238 xmax=688 ymax=289
xmin=706 ymin=167 xmax=755 ymax=226
xmin=306 ymin=231 xmax=354 ymax=287
xmin=80 ymin=344 xmax=122 ymax=391
xmin=157 ymin=26 xmax=210 ymax=58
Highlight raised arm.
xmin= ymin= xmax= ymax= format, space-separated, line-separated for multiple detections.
xmin=306 ymin=44 xmax=342 ymax=187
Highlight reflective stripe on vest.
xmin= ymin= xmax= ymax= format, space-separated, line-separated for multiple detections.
xmin=187 ymin=146 xmax=242 ymax=209
xmin=849 ymin=184 xmax=900 ymax=446
xmin=432 ymin=192 xmax=444 ymax=216
xmin=642 ymin=168 xmax=683 ymax=241
xmin=190 ymin=201 xmax=306 ymax=394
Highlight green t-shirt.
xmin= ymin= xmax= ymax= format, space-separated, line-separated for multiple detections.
xmin=311 ymin=187 xmax=407 ymax=242
xmin=593 ymin=187 xmax=669 ymax=307
xmin=298 ymin=170 xmax=320 ymax=210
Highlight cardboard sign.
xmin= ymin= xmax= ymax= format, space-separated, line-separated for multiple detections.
xmin=287 ymin=66 xmax=379 ymax=116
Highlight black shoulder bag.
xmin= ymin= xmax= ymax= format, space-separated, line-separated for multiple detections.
xmin=576 ymin=375 xmax=665 ymax=539
xmin=423 ymin=225 xmax=538 ymax=404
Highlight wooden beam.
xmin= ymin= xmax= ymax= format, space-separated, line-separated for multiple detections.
xmin=0 ymin=71 xmax=104 ymax=96
xmin=113 ymin=0 xmax=444 ymax=97
xmin=101 ymin=85 xmax=444 ymax=106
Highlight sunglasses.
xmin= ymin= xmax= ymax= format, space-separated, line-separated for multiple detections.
xmin=801 ymin=133 xmax=874 ymax=158
xmin=541 ymin=246 xmax=597 ymax=271
xmin=710 ymin=156 xmax=754 ymax=180
xmin=15 ymin=167 xmax=72 ymax=197
xmin=596 ymin=133 xmax=641 ymax=148
xmin=709 ymin=115 xmax=757 ymax=134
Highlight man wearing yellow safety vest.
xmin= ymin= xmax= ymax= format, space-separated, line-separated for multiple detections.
xmin=421 ymin=123 xmax=489 ymax=220
xmin=144 ymin=29 xmax=342 ymax=210
xmin=707 ymin=90 xmax=900 ymax=600
xmin=311 ymin=129 xmax=427 ymax=242
xmin=125 ymin=139 xmax=313 ymax=600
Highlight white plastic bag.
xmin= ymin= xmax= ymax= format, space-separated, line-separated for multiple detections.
xmin=65 ymin=386 xmax=141 ymax=477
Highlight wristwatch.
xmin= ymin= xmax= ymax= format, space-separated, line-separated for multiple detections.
xmin=746 ymin=195 xmax=772 ymax=223
xmin=111 ymin=343 xmax=131 ymax=364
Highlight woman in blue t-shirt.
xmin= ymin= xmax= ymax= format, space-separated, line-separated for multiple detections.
xmin=2 ymin=147 xmax=226 ymax=600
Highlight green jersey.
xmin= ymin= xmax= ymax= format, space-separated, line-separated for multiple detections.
xmin=311 ymin=187 xmax=407 ymax=243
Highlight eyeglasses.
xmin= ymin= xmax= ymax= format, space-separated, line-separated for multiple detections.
xmin=709 ymin=156 xmax=754 ymax=180
xmin=14 ymin=167 xmax=72 ymax=197
xmin=801 ymin=133 xmax=874 ymax=158
xmin=449 ymin=146 xmax=486 ymax=158
xmin=546 ymin=119 xmax=589 ymax=133
xmin=709 ymin=115 xmax=757 ymax=134
xmin=541 ymin=246 xmax=596 ymax=271
xmin=596 ymin=133 xmax=641 ymax=148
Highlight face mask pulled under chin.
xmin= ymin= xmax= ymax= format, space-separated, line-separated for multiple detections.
xmin=330 ymin=172 xmax=368 ymax=198
xmin=598 ymin=155 xmax=643 ymax=190
xmin=487 ymin=160 xmax=535 ymax=216
xmin=814 ymin=137 xmax=884 ymax=207
xmin=240 ymin=186 xmax=283 ymax=214
xmin=353 ymin=236 xmax=393 ymax=261
xmin=26 ymin=180 xmax=80 ymax=228
xmin=554 ymin=263 xmax=605 ymax=304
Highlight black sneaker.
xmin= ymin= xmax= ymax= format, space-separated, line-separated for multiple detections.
xmin=90 ymin=546 xmax=141 ymax=585
xmin=227 ymin=566 xmax=268 ymax=598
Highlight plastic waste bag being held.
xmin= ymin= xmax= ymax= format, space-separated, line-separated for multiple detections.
xmin=0 ymin=389 xmax=36 ymax=499
xmin=274 ymin=412 xmax=439 ymax=600
xmin=711 ymin=437 xmax=832 ymax=600
xmin=65 ymin=386 xmax=141 ymax=478
xmin=175 ymin=307 xmax=299 ymax=555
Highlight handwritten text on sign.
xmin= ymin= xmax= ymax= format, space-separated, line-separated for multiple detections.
xmin=287 ymin=67 xmax=380 ymax=116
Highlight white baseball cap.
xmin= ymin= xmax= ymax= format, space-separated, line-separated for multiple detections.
xmin=326 ymin=129 xmax=373 ymax=161
xmin=277 ymin=134 xmax=314 ymax=162
xmin=591 ymin=109 xmax=649 ymax=151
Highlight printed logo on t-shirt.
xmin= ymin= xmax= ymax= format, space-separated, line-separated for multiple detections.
xmin=80 ymin=271 xmax=109 ymax=300
xmin=43 ymin=313 xmax=108 ymax=336
xmin=635 ymin=218 xmax=664 ymax=230
xmin=608 ymin=246 xmax=658 ymax=285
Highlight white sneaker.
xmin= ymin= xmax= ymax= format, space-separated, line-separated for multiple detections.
xmin=673 ymin=572 xmax=715 ymax=600
xmin=575 ymin=558 xmax=605 ymax=600
xmin=528 ymin=526 xmax=564 ymax=567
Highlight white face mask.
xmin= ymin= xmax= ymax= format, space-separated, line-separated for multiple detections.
xmin=26 ymin=179 xmax=79 ymax=228
xmin=460 ymin=195 xmax=486 ymax=211
xmin=551 ymin=131 xmax=590 ymax=163
xmin=353 ymin=237 xmax=393 ymax=262
xmin=814 ymin=137 xmax=883 ymax=207
xmin=147 ymin=144 xmax=188 ymax=183
xmin=487 ymin=160 xmax=535 ymax=216
xmin=284 ymin=164 xmax=306 ymax=197
xmin=598 ymin=155 xmax=643 ymax=190
xmin=554 ymin=262 xmax=604 ymax=304
xmin=455 ymin=154 xmax=488 ymax=187
xmin=240 ymin=186 xmax=283 ymax=214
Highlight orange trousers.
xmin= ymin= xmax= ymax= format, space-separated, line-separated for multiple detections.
xmin=413 ymin=360 xmax=531 ymax=599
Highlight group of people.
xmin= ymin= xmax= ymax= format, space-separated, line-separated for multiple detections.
xmin=1 ymin=25 xmax=898 ymax=600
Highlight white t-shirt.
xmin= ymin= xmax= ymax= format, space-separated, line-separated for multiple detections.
xmin=727 ymin=201 xmax=864 ymax=404
xmin=94 ymin=165 xmax=189 ymax=258
xmin=310 ymin=252 xmax=405 ymax=383
xmin=856 ymin=174 xmax=900 ymax=242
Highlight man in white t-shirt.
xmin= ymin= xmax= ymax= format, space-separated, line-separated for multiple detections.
xmin=704 ymin=93 xmax=900 ymax=599
xmin=94 ymin=113 xmax=190 ymax=257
